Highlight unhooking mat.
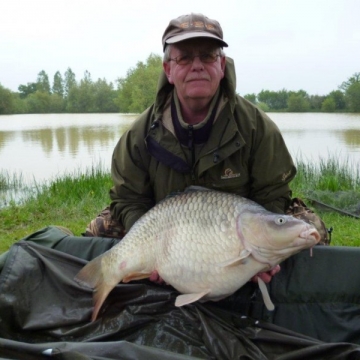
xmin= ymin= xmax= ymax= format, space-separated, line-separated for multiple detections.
xmin=0 ymin=226 xmax=360 ymax=360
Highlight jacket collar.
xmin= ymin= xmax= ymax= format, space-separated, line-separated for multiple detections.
xmin=171 ymin=88 xmax=221 ymax=147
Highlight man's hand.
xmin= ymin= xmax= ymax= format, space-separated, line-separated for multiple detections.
xmin=149 ymin=270 xmax=165 ymax=284
xmin=251 ymin=264 xmax=281 ymax=283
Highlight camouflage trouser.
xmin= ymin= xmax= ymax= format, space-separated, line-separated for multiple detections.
xmin=286 ymin=198 xmax=331 ymax=246
xmin=83 ymin=207 xmax=126 ymax=239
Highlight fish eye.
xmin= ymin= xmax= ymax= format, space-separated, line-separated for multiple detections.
xmin=275 ymin=216 xmax=287 ymax=225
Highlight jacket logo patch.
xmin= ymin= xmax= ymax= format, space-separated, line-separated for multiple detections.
xmin=282 ymin=170 xmax=292 ymax=182
xmin=221 ymin=168 xmax=240 ymax=179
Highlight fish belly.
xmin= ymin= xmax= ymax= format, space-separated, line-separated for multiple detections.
xmin=158 ymin=255 xmax=268 ymax=299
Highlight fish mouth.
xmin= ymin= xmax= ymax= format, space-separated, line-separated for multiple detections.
xmin=299 ymin=228 xmax=321 ymax=244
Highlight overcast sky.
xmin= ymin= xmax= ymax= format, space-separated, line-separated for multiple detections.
xmin=1 ymin=0 xmax=359 ymax=96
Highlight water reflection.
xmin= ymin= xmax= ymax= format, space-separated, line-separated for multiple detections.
xmin=18 ymin=123 xmax=132 ymax=158
xmin=22 ymin=128 xmax=54 ymax=155
xmin=0 ymin=131 xmax=16 ymax=154
xmin=341 ymin=129 xmax=360 ymax=149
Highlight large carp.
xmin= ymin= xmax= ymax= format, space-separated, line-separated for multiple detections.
xmin=75 ymin=187 xmax=320 ymax=321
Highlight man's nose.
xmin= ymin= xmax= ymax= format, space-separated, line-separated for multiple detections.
xmin=191 ymin=56 xmax=204 ymax=69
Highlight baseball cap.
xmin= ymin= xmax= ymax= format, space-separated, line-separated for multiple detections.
xmin=162 ymin=13 xmax=228 ymax=51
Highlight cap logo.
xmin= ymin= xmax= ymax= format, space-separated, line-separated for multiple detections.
xmin=179 ymin=22 xmax=190 ymax=29
xmin=179 ymin=21 xmax=214 ymax=31
xmin=193 ymin=21 xmax=204 ymax=28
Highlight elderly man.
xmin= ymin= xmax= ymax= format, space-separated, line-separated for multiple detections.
xmin=86 ymin=13 xmax=297 ymax=283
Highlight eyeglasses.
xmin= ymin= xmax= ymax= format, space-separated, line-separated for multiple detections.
xmin=169 ymin=52 xmax=221 ymax=65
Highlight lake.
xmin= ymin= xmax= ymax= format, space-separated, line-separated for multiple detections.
xmin=1 ymin=112 xmax=360 ymax=185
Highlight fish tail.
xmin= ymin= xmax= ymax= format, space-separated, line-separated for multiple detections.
xmin=75 ymin=256 xmax=104 ymax=289
xmin=74 ymin=256 xmax=117 ymax=321
xmin=92 ymin=281 xmax=115 ymax=321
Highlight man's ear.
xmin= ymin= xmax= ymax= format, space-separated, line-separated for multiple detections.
xmin=220 ymin=56 xmax=226 ymax=78
xmin=163 ymin=62 xmax=173 ymax=84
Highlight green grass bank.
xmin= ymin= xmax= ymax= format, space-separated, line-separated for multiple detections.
xmin=1 ymin=155 xmax=360 ymax=254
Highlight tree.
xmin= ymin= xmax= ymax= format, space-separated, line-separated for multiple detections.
xmin=93 ymin=78 xmax=118 ymax=112
xmin=287 ymin=92 xmax=310 ymax=112
xmin=77 ymin=70 xmax=95 ymax=112
xmin=18 ymin=82 xmax=38 ymax=98
xmin=328 ymin=90 xmax=346 ymax=110
xmin=345 ymin=82 xmax=360 ymax=112
xmin=50 ymin=94 xmax=65 ymax=113
xmin=12 ymin=94 xmax=28 ymax=114
xmin=321 ymin=97 xmax=336 ymax=112
xmin=308 ymin=95 xmax=326 ymax=111
xmin=0 ymin=83 xmax=15 ymax=114
xmin=25 ymin=91 xmax=52 ymax=113
xmin=257 ymin=89 xmax=288 ymax=110
xmin=52 ymin=71 xmax=64 ymax=97
xmin=243 ymin=93 xmax=257 ymax=104
xmin=37 ymin=70 xmax=51 ymax=94
xmin=66 ymin=70 xmax=95 ymax=112
xmin=116 ymin=53 xmax=162 ymax=113
xmin=64 ymin=67 xmax=77 ymax=98
xmin=339 ymin=72 xmax=360 ymax=92
xmin=256 ymin=102 xmax=270 ymax=112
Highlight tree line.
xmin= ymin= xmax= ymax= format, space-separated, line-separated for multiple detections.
xmin=0 ymin=54 xmax=359 ymax=115
xmin=0 ymin=54 xmax=163 ymax=115
xmin=244 ymin=73 xmax=360 ymax=113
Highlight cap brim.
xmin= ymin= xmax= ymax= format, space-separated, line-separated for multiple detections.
xmin=165 ymin=31 xmax=228 ymax=48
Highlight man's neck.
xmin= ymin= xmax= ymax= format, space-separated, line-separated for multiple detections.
xmin=181 ymin=104 xmax=210 ymax=125
xmin=175 ymin=88 xmax=221 ymax=125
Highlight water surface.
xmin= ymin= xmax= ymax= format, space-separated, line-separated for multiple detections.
xmin=1 ymin=112 xmax=359 ymax=185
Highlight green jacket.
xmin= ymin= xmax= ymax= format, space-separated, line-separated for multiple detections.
xmin=110 ymin=58 xmax=296 ymax=231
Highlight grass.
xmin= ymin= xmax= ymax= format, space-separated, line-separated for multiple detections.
xmin=0 ymin=154 xmax=360 ymax=253
xmin=0 ymin=164 xmax=112 ymax=253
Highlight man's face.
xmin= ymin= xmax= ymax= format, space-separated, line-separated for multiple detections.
xmin=163 ymin=39 xmax=226 ymax=110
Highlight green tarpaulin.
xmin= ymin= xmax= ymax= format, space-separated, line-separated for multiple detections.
xmin=0 ymin=226 xmax=360 ymax=359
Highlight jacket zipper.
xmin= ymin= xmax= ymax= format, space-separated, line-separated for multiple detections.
xmin=187 ymin=125 xmax=196 ymax=181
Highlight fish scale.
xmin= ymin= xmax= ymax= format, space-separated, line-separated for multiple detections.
xmin=75 ymin=187 xmax=320 ymax=321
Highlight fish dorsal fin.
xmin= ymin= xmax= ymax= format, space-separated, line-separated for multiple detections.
xmin=184 ymin=185 xmax=211 ymax=193
xmin=218 ymin=249 xmax=252 ymax=267
xmin=175 ymin=291 xmax=210 ymax=307
xmin=258 ymin=277 xmax=275 ymax=311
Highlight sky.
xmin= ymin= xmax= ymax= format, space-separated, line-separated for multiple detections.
xmin=0 ymin=0 xmax=359 ymax=96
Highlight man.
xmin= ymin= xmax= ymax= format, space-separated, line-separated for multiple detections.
xmin=86 ymin=13 xmax=297 ymax=283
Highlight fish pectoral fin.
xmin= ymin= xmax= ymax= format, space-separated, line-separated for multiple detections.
xmin=258 ymin=277 xmax=275 ymax=311
xmin=218 ymin=249 xmax=252 ymax=268
xmin=175 ymin=291 xmax=210 ymax=307
xmin=122 ymin=271 xmax=153 ymax=283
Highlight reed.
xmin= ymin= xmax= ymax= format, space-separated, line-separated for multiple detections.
xmin=292 ymin=154 xmax=360 ymax=193
xmin=0 ymin=170 xmax=24 ymax=191
xmin=1 ymin=155 xmax=359 ymax=253
xmin=291 ymin=154 xmax=360 ymax=209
